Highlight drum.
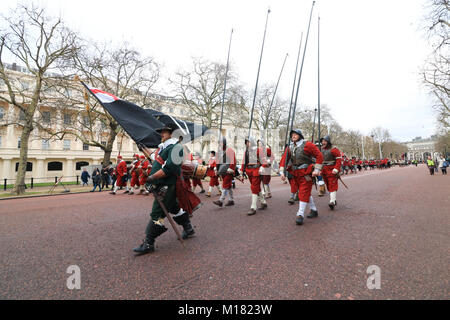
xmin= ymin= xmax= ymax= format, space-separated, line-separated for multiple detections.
xmin=182 ymin=161 xmax=208 ymax=180
xmin=181 ymin=161 xmax=195 ymax=179
xmin=193 ymin=164 xmax=208 ymax=180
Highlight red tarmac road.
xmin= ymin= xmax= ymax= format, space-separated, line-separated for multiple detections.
xmin=0 ymin=164 xmax=449 ymax=299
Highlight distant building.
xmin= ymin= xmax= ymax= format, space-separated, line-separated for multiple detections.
xmin=405 ymin=136 xmax=438 ymax=161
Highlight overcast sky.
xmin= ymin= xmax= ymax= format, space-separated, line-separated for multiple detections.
xmin=1 ymin=0 xmax=438 ymax=142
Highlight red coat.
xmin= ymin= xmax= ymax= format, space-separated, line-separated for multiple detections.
xmin=207 ymin=157 xmax=217 ymax=177
xmin=115 ymin=160 xmax=127 ymax=177
xmin=322 ymin=146 xmax=342 ymax=172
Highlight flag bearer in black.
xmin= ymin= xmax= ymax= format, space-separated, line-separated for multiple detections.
xmin=133 ymin=123 xmax=195 ymax=255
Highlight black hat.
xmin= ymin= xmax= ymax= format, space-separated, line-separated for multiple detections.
xmin=155 ymin=122 xmax=178 ymax=134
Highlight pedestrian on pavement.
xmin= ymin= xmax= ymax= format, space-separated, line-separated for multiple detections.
xmin=438 ymin=156 xmax=447 ymax=175
xmin=427 ymin=156 xmax=435 ymax=175
xmin=101 ymin=165 xmax=110 ymax=189
xmin=81 ymin=168 xmax=90 ymax=186
xmin=91 ymin=168 xmax=102 ymax=192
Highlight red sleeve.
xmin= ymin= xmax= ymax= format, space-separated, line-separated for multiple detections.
xmin=331 ymin=148 xmax=342 ymax=170
xmin=141 ymin=160 xmax=148 ymax=170
xmin=228 ymin=148 xmax=236 ymax=170
xmin=279 ymin=146 xmax=289 ymax=169
xmin=304 ymin=142 xmax=323 ymax=165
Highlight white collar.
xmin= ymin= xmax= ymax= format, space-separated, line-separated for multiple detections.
xmin=290 ymin=139 xmax=304 ymax=147
xmin=159 ymin=138 xmax=178 ymax=150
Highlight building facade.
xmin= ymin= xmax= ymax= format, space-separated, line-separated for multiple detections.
xmin=405 ymin=136 xmax=439 ymax=161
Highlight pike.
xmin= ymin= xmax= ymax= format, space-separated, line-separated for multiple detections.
xmin=139 ymin=144 xmax=184 ymax=246
xmin=248 ymin=8 xmax=271 ymax=138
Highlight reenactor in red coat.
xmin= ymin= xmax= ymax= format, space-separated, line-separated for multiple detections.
xmin=241 ymin=137 xmax=268 ymax=215
xmin=258 ymin=139 xmax=274 ymax=199
xmin=139 ymin=155 xmax=150 ymax=194
xmin=206 ymin=151 xmax=222 ymax=197
xmin=213 ymin=137 xmax=236 ymax=207
xmin=128 ymin=154 xmax=141 ymax=195
xmin=320 ymin=135 xmax=342 ymax=210
xmin=280 ymin=129 xmax=323 ymax=225
xmin=110 ymin=155 xmax=129 ymax=195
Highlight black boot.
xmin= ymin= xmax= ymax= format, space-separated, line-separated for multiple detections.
xmin=133 ymin=237 xmax=155 ymax=255
xmin=173 ymin=211 xmax=195 ymax=239
xmin=133 ymin=221 xmax=167 ymax=254
xmin=307 ymin=209 xmax=318 ymax=219
xmin=296 ymin=216 xmax=304 ymax=225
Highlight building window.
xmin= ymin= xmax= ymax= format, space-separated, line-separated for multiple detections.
xmin=63 ymin=113 xmax=72 ymax=125
xmin=83 ymin=143 xmax=89 ymax=151
xmin=48 ymin=161 xmax=63 ymax=171
xmin=117 ymin=141 xmax=122 ymax=151
xmin=0 ymin=106 xmax=4 ymax=120
xmin=83 ymin=116 xmax=90 ymax=126
xmin=15 ymin=162 xmax=33 ymax=172
xmin=18 ymin=137 xmax=21 ymax=149
xmin=101 ymin=141 xmax=107 ymax=147
xmin=76 ymin=161 xmax=89 ymax=170
xmin=100 ymin=121 xmax=107 ymax=129
xmin=42 ymin=139 xmax=50 ymax=150
xmin=19 ymin=110 xmax=26 ymax=121
xmin=63 ymin=139 xmax=70 ymax=150
xmin=42 ymin=111 xmax=51 ymax=123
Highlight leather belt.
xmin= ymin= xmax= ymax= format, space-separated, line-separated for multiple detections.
xmin=246 ymin=164 xmax=260 ymax=169
xmin=292 ymin=164 xmax=310 ymax=170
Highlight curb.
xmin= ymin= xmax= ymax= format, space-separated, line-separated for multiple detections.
xmin=0 ymin=190 xmax=95 ymax=201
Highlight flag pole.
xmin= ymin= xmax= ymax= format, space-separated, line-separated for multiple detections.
xmin=248 ymin=8 xmax=271 ymax=139
xmin=317 ymin=16 xmax=321 ymax=141
xmin=218 ymin=28 xmax=234 ymax=150
xmin=284 ymin=32 xmax=303 ymax=147
xmin=289 ymin=0 xmax=316 ymax=134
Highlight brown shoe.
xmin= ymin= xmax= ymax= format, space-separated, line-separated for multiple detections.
xmin=247 ymin=209 xmax=256 ymax=215
xmin=258 ymin=203 xmax=268 ymax=210
xmin=205 ymin=193 xmax=211 ymax=198
xmin=213 ymin=200 xmax=223 ymax=207
xmin=225 ymin=200 xmax=235 ymax=206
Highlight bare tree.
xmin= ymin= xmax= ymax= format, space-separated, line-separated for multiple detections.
xmin=171 ymin=57 xmax=241 ymax=153
xmin=0 ymin=4 xmax=79 ymax=194
xmin=423 ymin=0 xmax=450 ymax=129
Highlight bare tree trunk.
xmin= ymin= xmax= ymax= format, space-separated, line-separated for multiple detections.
xmin=102 ymin=125 xmax=117 ymax=166
xmin=13 ymin=124 xmax=33 ymax=195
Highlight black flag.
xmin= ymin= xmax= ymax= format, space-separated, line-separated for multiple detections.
xmin=81 ymin=82 xmax=164 ymax=148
